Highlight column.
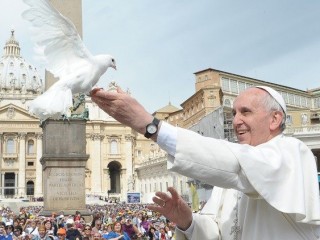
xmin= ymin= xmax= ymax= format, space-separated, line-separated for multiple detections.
xmin=0 ymin=132 xmax=4 ymax=197
xmin=90 ymin=134 xmax=103 ymax=194
xmin=15 ymin=173 xmax=18 ymax=196
xmin=1 ymin=174 xmax=4 ymax=196
xmin=35 ymin=133 xmax=43 ymax=197
xmin=0 ymin=173 xmax=2 ymax=196
xmin=18 ymin=133 xmax=26 ymax=196
xmin=124 ymin=135 xmax=134 ymax=192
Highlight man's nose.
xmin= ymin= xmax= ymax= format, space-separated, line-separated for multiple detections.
xmin=232 ymin=113 xmax=242 ymax=125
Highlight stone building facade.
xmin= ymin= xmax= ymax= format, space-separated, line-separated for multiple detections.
xmin=0 ymin=0 xmax=318 ymax=204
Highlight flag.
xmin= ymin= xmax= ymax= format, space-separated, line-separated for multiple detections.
xmin=190 ymin=183 xmax=199 ymax=212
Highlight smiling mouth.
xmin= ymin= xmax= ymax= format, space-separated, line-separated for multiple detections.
xmin=237 ymin=130 xmax=248 ymax=135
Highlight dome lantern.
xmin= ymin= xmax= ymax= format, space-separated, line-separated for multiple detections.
xmin=3 ymin=30 xmax=20 ymax=57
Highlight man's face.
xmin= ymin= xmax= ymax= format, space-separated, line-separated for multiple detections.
xmin=93 ymin=233 xmax=101 ymax=240
xmin=126 ymin=220 xmax=131 ymax=225
xmin=0 ymin=226 xmax=5 ymax=234
xmin=233 ymin=88 xmax=274 ymax=146
xmin=57 ymin=234 xmax=66 ymax=240
xmin=39 ymin=228 xmax=46 ymax=238
xmin=13 ymin=229 xmax=21 ymax=236
xmin=30 ymin=220 xmax=37 ymax=227
xmin=95 ymin=221 xmax=101 ymax=229
xmin=6 ymin=226 xmax=13 ymax=233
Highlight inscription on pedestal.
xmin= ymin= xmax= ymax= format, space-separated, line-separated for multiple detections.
xmin=44 ymin=168 xmax=85 ymax=209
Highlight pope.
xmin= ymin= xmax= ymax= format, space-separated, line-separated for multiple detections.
xmin=91 ymin=86 xmax=320 ymax=240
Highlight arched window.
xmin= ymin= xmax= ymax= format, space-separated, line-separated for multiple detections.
xmin=6 ymin=139 xmax=15 ymax=153
xmin=26 ymin=181 xmax=34 ymax=195
xmin=110 ymin=140 xmax=118 ymax=154
xmin=27 ymin=140 xmax=34 ymax=154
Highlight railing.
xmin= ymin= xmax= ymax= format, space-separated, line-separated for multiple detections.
xmin=2 ymin=153 xmax=18 ymax=160
xmin=136 ymin=155 xmax=167 ymax=168
xmin=107 ymin=153 xmax=121 ymax=158
xmin=285 ymin=125 xmax=320 ymax=134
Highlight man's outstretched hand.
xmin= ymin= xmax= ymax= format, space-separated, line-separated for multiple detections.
xmin=148 ymin=187 xmax=193 ymax=231
xmin=91 ymin=87 xmax=153 ymax=135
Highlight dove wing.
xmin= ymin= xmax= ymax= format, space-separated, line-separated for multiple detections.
xmin=22 ymin=0 xmax=92 ymax=79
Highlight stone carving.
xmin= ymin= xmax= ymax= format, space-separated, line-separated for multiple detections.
xmin=301 ymin=113 xmax=308 ymax=125
xmin=70 ymin=93 xmax=89 ymax=120
xmin=7 ymin=107 xmax=15 ymax=119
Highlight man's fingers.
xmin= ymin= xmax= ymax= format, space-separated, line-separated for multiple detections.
xmin=91 ymin=89 xmax=119 ymax=101
xmin=152 ymin=195 xmax=166 ymax=207
xmin=154 ymin=190 xmax=172 ymax=203
xmin=147 ymin=204 xmax=163 ymax=213
xmin=167 ymin=187 xmax=180 ymax=200
xmin=116 ymin=86 xmax=125 ymax=94
xmin=89 ymin=87 xmax=103 ymax=96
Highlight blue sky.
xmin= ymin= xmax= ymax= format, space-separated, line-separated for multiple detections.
xmin=1 ymin=0 xmax=320 ymax=113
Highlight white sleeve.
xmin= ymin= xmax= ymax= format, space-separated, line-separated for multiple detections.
xmin=175 ymin=214 xmax=220 ymax=240
xmin=167 ymin=127 xmax=255 ymax=193
xmin=156 ymin=121 xmax=177 ymax=156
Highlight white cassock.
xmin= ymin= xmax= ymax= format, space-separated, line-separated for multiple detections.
xmin=157 ymin=123 xmax=320 ymax=240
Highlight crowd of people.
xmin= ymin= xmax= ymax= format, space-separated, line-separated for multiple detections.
xmin=0 ymin=204 xmax=176 ymax=240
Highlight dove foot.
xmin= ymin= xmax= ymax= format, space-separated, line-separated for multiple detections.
xmin=87 ymin=87 xmax=104 ymax=96
xmin=61 ymin=114 xmax=70 ymax=123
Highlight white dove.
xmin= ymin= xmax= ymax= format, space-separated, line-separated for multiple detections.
xmin=22 ymin=0 xmax=116 ymax=120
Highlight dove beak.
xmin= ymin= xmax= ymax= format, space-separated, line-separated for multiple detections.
xmin=112 ymin=65 xmax=117 ymax=70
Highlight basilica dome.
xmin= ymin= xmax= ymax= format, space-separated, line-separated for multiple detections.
xmin=0 ymin=30 xmax=43 ymax=95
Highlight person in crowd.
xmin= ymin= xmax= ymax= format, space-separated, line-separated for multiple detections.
xmin=18 ymin=210 xmax=29 ymax=221
xmin=12 ymin=220 xmax=19 ymax=229
xmin=35 ymin=224 xmax=52 ymax=240
xmin=140 ymin=215 xmax=150 ymax=236
xmin=0 ymin=222 xmax=12 ymax=240
xmin=56 ymin=229 xmax=67 ymax=240
xmin=147 ymin=227 xmax=157 ymax=240
xmin=81 ymin=225 xmax=92 ymax=239
xmin=55 ymin=213 xmax=64 ymax=229
xmin=73 ymin=213 xmax=81 ymax=223
xmin=12 ymin=225 xmax=24 ymax=240
xmin=73 ymin=220 xmax=83 ymax=234
xmin=17 ymin=219 xmax=25 ymax=230
xmin=121 ymin=219 xmax=141 ymax=239
xmin=91 ymin=219 xmax=102 ymax=235
xmin=92 ymin=232 xmax=102 ymax=240
xmin=5 ymin=224 xmax=13 ymax=238
xmin=103 ymin=222 xmax=129 ymax=240
xmin=43 ymin=220 xmax=54 ymax=236
xmin=91 ymin=86 xmax=320 ymax=239
xmin=65 ymin=219 xmax=81 ymax=240
xmin=131 ymin=212 xmax=141 ymax=230
xmin=25 ymin=219 xmax=39 ymax=238
xmin=101 ymin=224 xmax=112 ymax=239
xmin=158 ymin=228 xmax=169 ymax=240
xmin=164 ymin=226 xmax=172 ymax=240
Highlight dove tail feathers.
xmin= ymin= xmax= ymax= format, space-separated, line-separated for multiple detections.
xmin=28 ymin=88 xmax=73 ymax=120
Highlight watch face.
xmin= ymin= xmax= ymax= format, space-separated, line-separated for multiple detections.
xmin=147 ymin=124 xmax=157 ymax=134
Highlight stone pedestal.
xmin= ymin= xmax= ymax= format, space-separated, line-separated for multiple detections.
xmin=40 ymin=119 xmax=90 ymax=216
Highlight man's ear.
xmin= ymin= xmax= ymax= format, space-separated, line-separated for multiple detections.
xmin=270 ymin=111 xmax=284 ymax=131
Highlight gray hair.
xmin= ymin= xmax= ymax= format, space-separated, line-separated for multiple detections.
xmin=260 ymin=92 xmax=286 ymax=132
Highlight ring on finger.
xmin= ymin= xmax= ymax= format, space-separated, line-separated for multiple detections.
xmin=162 ymin=201 xmax=166 ymax=207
